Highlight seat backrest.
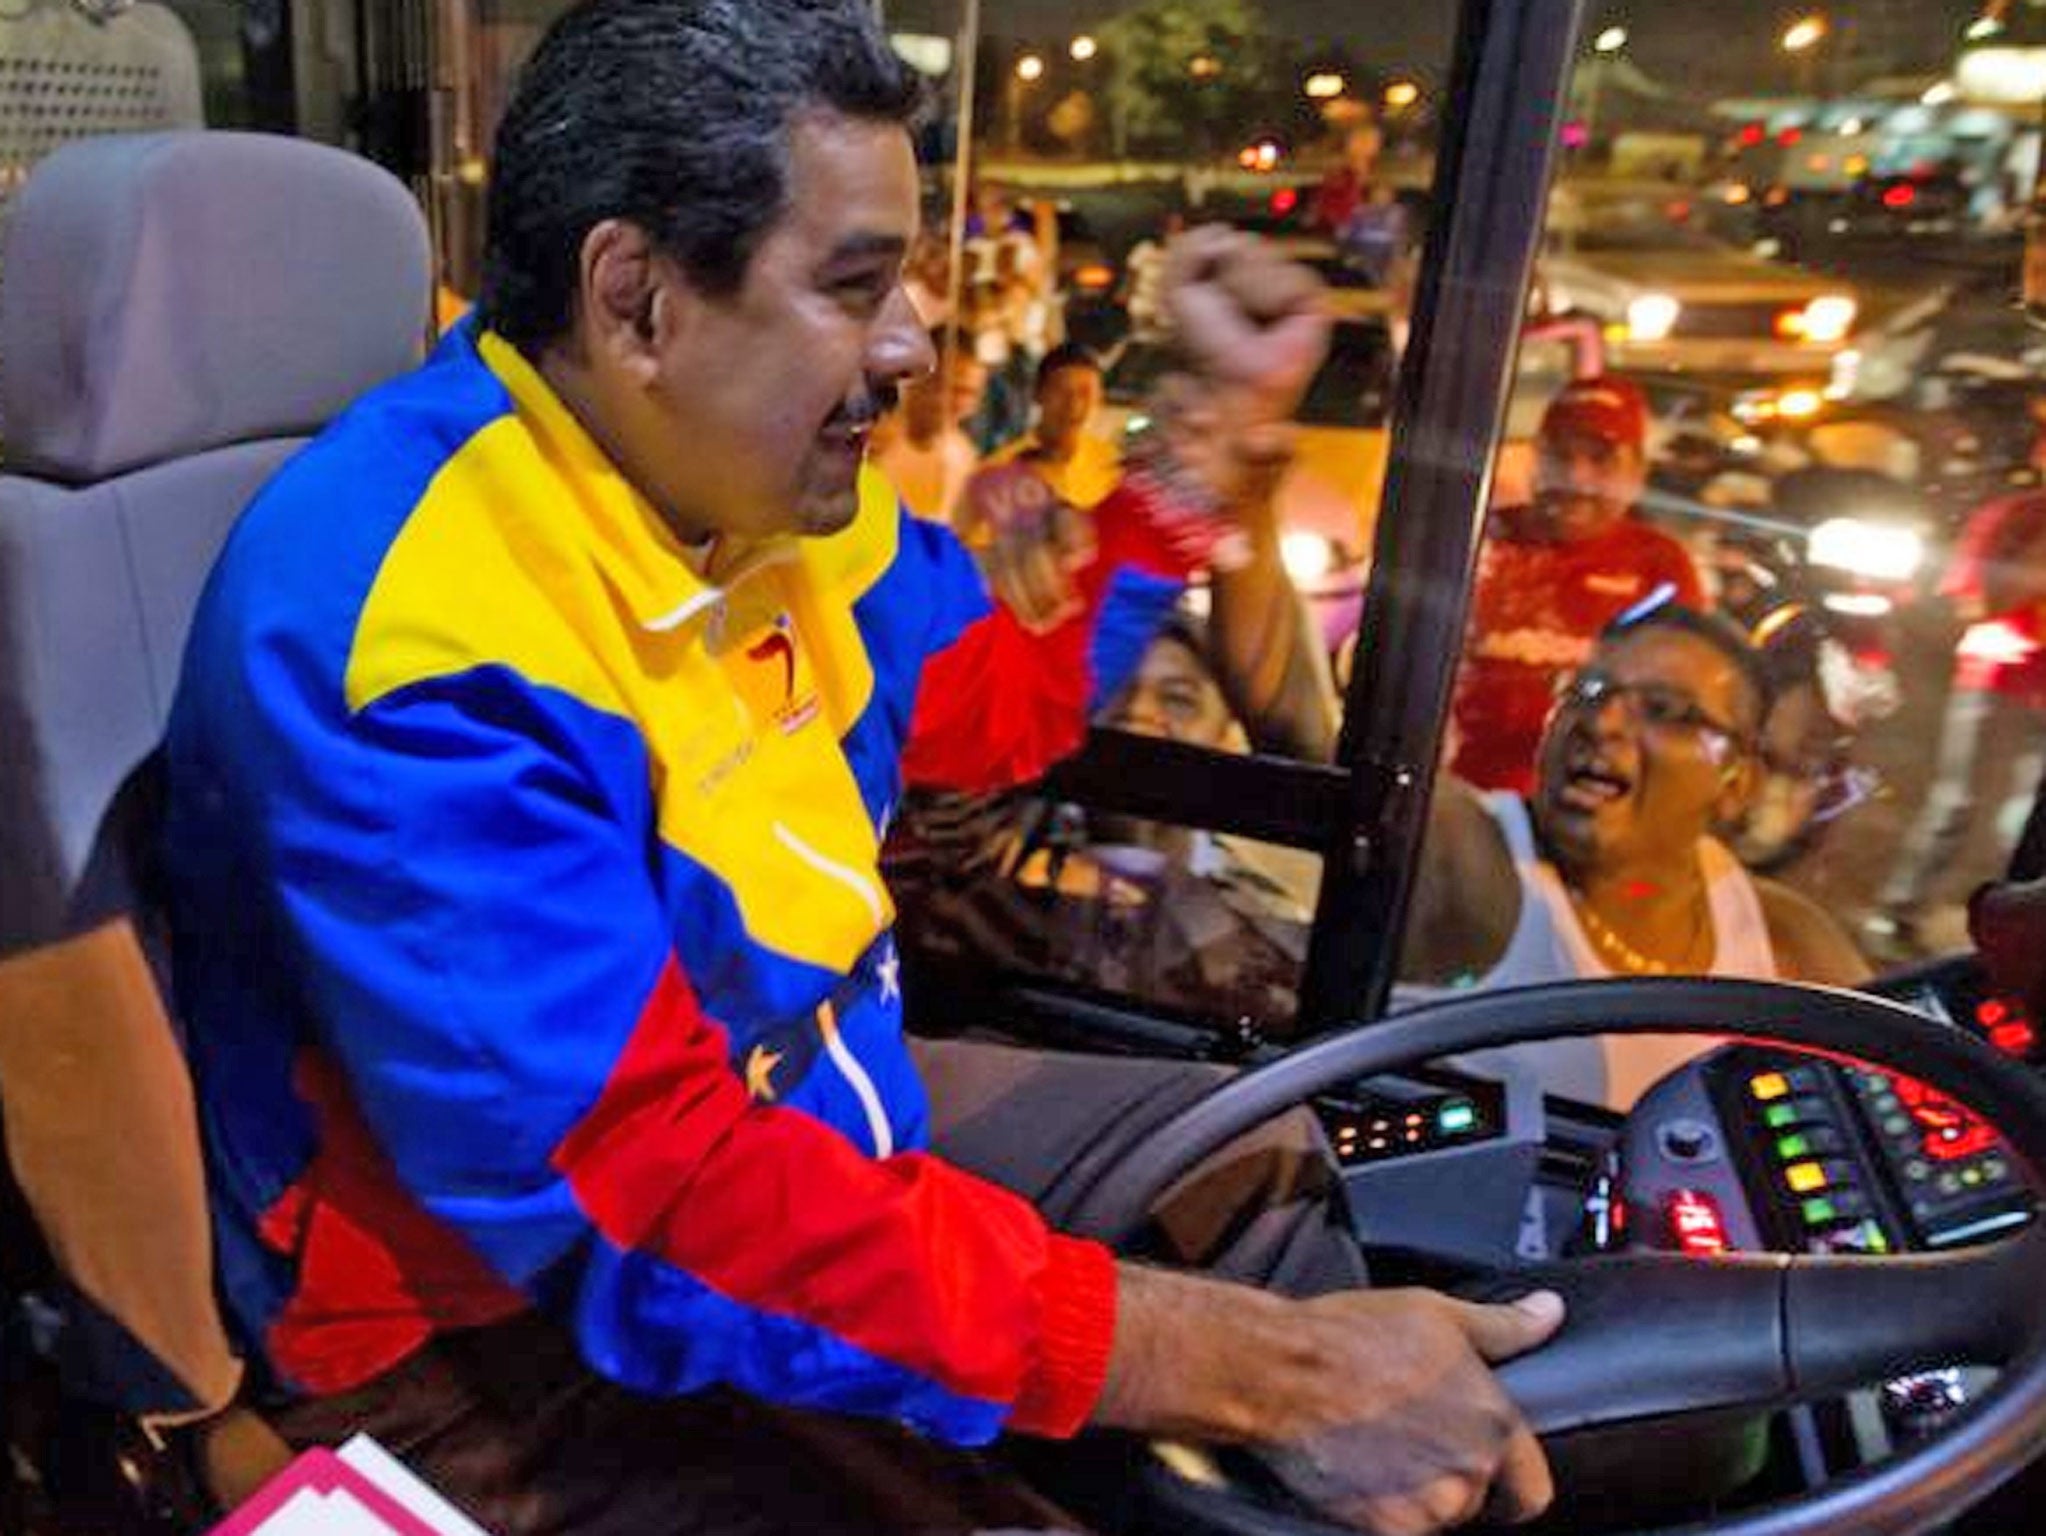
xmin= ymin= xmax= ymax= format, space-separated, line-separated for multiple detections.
xmin=0 ymin=130 xmax=431 ymax=1425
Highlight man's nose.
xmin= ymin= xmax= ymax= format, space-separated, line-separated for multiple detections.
xmin=1111 ymin=695 xmax=1170 ymax=739
xmin=1559 ymin=449 xmax=1601 ymax=484
xmin=869 ymin=286 xmax=936 ymax=383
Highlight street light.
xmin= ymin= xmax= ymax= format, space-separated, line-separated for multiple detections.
xmin=1781 ymin=15 xmax=1827 ymax=53
xmin=1384 ymin=79 xmax=1421 ymax=110
xmin=1585 ymin=28 xmax=1625 ymax=148
xmin=1008 ymin=53 xmax=1045 ymax=157
xmin=1781 ymin=14 xmax=1826 ymax=99
xmin=1305 ymin=71 xmax=1346 ymax=101
xmin=1188 ymin=54 xmax=1222 ymax=79
xmin=1069 ymin=35 xmax=1096 ymax=62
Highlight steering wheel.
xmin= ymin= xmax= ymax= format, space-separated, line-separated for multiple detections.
xmin=1062 ymin=977 xmax=2046 ymax=1536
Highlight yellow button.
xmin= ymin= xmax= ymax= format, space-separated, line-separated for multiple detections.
xmin=1785 ymin=1161 xmax=1828 ymax=1194
xmin=1750 ymin=1072 xmax=1790 ymax=1102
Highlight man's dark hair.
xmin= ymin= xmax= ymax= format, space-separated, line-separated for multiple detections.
xmin=1035 ymin=342 xmax=1102 ymax=394
xmin=1601 ymin=594 xmax=1768 ymax=730
xmin=479 ymin=0 xmax=923 ymax=351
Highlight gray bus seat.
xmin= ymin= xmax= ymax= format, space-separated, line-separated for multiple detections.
xmin=0 ymin=129 xmax=430 ymax=1468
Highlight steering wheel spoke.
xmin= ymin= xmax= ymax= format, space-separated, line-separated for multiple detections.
xmin=1783 ymin=1226 xmax=2045 ymax=1397
xmin=1462 ymin=1229 xmax=2043 ymax=1439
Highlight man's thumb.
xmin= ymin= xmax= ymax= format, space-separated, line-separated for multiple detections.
xmin=1455 ymin=1289 xmax=1566 ymax=1363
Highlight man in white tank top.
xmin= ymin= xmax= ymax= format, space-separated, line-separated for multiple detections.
xmin=1402 ymin=601 xmax=1868 ymax=1107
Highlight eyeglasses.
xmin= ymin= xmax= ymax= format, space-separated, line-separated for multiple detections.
xmin=1556 ymin=670 xmax=1753 ymax=755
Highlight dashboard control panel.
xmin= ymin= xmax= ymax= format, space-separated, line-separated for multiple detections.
xmin=1620 ymin=957 xmax=2038 ymax=1261
xmin=1316 ymin=1073 xmax=1510 ymax=1164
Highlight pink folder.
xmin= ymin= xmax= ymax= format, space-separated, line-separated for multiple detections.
xmin=207 ymin=1447 xmax=452 ymax=1536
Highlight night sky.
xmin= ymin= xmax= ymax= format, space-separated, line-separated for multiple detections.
xmin=889 ymin=0 xmax=1990 ymax=96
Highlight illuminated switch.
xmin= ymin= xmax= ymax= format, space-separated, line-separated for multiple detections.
xmin=1785 ymin=1161 xmax=1828 ymax=1194
xmin=1763 ymin=1096 xmax=1832 ymax=1131
xmin=1750 ymin=1072 xmax=1791 ymax=1102
xmin=1776 ymin=1127 xmax=1841 ymax=1160
xmin=1799 ymin=1196 xmax=1838 ymax=1226
xmin=1437 ymin=1100 xmax=1478 ymax=1135
xmin=1664 ymin=1189 xmax=1730 ymax=1256
xmin=1990 ymin=1020 xmax=2037 ymax=1057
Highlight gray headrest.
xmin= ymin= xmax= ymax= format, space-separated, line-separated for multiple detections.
xmin=0 ymin=131 xmax=431 ymax=483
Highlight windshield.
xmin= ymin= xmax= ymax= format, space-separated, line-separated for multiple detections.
xmin=161 ymin=0 xmax=2038 ymax=1075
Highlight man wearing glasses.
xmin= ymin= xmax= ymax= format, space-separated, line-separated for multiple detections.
xmin=1402 ymin=600 xmax=1868 ymax=1108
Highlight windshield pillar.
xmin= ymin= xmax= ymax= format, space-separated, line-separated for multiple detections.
xmin=1298 ymin=0 xmax=1587 ymax=1031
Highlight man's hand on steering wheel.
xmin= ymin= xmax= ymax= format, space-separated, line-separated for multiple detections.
xmin=1089 ymin=1265 xmax=1564 ymax=1535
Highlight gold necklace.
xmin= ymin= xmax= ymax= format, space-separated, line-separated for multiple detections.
xmin=1569 ymin=886 xmax=1710 ymax=977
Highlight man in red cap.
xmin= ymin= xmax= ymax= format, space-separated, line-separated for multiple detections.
xmin=1450 ymin=375 xmax=1705 ymax=794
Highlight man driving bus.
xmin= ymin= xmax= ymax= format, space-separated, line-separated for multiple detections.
xmin=159 ymin=3 xmax=1561 ymax=1534
xmin=1404 ymin=599 xmax=1869 ymax=1106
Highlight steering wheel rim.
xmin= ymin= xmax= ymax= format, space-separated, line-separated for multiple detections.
xmin=1064 ymin=976 xmax=2046 ymax=1536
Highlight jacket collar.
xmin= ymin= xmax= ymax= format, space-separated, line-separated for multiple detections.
xmin=476 ymin=328 xmax=800 ymax=635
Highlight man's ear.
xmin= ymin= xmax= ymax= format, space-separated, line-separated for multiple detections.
xmin=577 ymin=219 xmax=685 ymax=382
xmin=1713 ymin=751 xmax=1763 ymax=829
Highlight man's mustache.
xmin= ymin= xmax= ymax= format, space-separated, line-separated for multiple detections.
xmin=830 ymin=384 xmax=900 ymax=431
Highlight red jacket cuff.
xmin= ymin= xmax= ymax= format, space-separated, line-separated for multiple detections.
xmin=1008 ymin=1235 xmax=1118 ymax=1439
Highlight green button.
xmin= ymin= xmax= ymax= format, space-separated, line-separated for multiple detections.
xmin=1764 ymin=1103 xmax=1798 ymax=1129
xmin=1800 ymin=1197 xmax=1838 ymax=1226
xmin=1776 ymin=1133 xmax=1812 ymax=1160
xmin=1437 ymin=1102 xmax=1477 ymax=1134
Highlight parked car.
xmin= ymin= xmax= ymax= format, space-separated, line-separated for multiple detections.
xmin=1828 ymin=170 xmax=1971 ymax=244
xmin=1539 ymin=181 xmax=1860 ymax=382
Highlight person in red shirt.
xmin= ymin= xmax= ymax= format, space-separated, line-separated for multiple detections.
xmin=1450 ymin=376 xmax=1705 ymax=794
xmin=1310 ymin=122 xmax=1383 ymax=236
xmin=1871 ymin=489 xmax=2046 ymax=955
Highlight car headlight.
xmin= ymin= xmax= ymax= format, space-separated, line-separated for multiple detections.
xmin=1795 ymin=294 xmax=1858 ymax=345
xmin=1625 ymin=293 xmax=1683 ymax=343
xmin=1281 ymin=531 xmax=1343 ymax=582
xmin=1807 ymin=517 xmax=1924 ymax=583
xmin=1775 ymin=387 xmax=1824 ymax=421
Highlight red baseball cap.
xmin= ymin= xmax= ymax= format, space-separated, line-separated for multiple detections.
xmin=1539 ymin=376 xmax=1648 ymax=452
